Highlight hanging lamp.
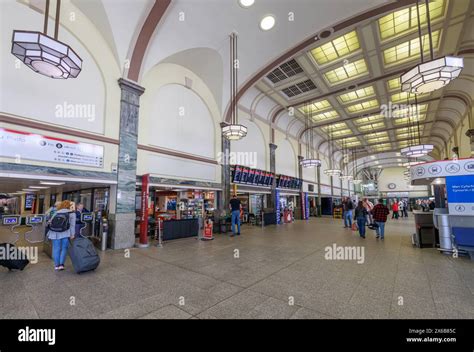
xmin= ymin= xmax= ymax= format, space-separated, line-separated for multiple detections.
xmin=400 ymin=0 xmax=463 ymax=94
xmin=222 ymin=32 xmax=247 ymax=140
xmin=352 ymin=149 xmax=362 ymax=184
xmin=300 ymin=102 xmax=321 ymax=168
xmin=400 ymin=94 xmax=433 ymax=157
xmin=324 ymin=124 xmax=341 ymax=176
xmin=11 ymin=0 xmax=82 ymax=79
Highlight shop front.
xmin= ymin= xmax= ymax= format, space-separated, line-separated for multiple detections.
xmin=135 ymin=176 xmax=219 ymax=243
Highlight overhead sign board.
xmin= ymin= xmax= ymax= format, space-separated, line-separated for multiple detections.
xmin=446 ymin=175 xmax=474 ymax=216
xmin=410 ymin=158 xmax=474 ymax=185
xmin=0 ymin=128 xmax=104 ymax=168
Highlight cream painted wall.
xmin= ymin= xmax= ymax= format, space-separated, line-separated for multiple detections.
xmin=0 ymin=1 xmax=121 ymax=139
xmin=274 ymin=130 xmax=297 ymax=177
xmin=138 ymin=63 xmax=221 ymax=182
xmin=231 ymin=114 xmax=267 ymax=170
xmin=379 ymin=167 xmax=429 ymax=195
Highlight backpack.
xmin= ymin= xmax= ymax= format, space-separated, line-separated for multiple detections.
xmin=347 ymin=201 xmax=354 ymax=210
xmin=49 ymin=212 xmax=70 ymax=232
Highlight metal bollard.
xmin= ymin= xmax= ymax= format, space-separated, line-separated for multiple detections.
xmin=156 ymin=218 xmax=163 ymax=248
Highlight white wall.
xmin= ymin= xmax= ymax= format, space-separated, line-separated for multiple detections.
xmin=379 ymin=167 xmax=429 ymax=195
xmin=275 ymin=133 xmax=297 ymax=177
xmin=231 ymin=114 xmax=267 ymax=170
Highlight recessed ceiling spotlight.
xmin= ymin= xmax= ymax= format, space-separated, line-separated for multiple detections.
xmin=238 ymin=0 xmax=255 ymax=8
xmin=260 ymin=15 xmax=276 ymax=31
xmin=29 ymin=186 xmax=50 ymax=189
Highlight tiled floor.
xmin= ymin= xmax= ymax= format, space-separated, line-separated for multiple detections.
xmin=1 ymin=216 xmax=473 ymax=319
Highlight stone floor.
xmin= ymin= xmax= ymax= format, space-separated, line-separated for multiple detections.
xmin=1 ymin=216 xmax=473 ymax=319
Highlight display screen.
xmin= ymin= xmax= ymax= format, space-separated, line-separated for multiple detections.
xmin=247 ymin=169 xmax=255 ymax=184
xmin=2 ymin=216 xmax=20 ymax=225
xmin=233 ymin=166 xmax=242 ymax=183
xmin=24 ymin=193 xmax=35 ymax=210
xmin=268 ymin=173 xmax=274 ymax=186
xmin=26 ymin=215 xmax=44 ymax=225
xmin=254 ymin=170 xmax=261 ymax=185
xmin=81 ymin=213 xmax=93 ymax=222
xmin=241 ymin=167 xmax=249 ymax=183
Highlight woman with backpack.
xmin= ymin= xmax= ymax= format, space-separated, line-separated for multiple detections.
xmin=47 ymin=200 xmax=76 ymax=271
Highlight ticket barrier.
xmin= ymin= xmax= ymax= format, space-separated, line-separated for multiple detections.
xmin=0 ymin=215 xmax=46 ymax=245
xmin=92 ymin=212 xmax=108 ymax=251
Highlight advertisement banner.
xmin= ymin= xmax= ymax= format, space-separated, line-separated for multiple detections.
xmin=446 ymin=175 xmax=474 ymax=216
xmin=0 ymin=128 xmax=104 ymax=168
xmin=139 ymin=174 xmax=150 ymax=245
xmin=276 ymin=190 xmax=281 ymax=225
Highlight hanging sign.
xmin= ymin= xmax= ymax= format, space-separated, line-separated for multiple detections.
xmin=410 ymin=158 xmax=474 ymax=184
xmin=139 ymin=174 xmax=150 ymax=245
xmin=0 ymin=128 xmax=103 ymax=168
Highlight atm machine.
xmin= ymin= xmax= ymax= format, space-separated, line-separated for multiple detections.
xmin=410 ymin=159 xmax=474 ymax=259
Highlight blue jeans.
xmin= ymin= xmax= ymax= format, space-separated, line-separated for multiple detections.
xmin=231 ymin=210 xmax=241 ymax=234
xmin=357 ymin=218 xmax=366 ymax=237
xmin=52 ymin=237 xmax=69 ymax=267
xmin=376 ymin=221 xmax=386 ymax=238
xmin=344 ymin=210 xmax=353 ymax=227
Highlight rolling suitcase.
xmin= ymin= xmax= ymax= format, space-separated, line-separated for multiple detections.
xmin=0 ymin=243 xmax=30 ymax=271
xmin=68 ymin=236 xmax=100 ymax=274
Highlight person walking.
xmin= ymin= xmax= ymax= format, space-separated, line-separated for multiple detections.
xmin=354 ymin=201 xmax=368 ymax=239
xmin=398 ymin=199 xmax=405 ymax=218
xmin=391 ymin=199 xmax=399 ymax=219
xmin=371 ymin=199 xmax=390 ymax=240
xmin=403 ymin=199 xmax=409 ymax=217
xmin=343 ymin=197 xmax=354 ymax=229
xmin=47 ymin=200 xmax=76 ymax=271
xmin=229 ymin=194 xmax=242 ymax=237
xmin=362 ymin=198 xmax=374 ymax=225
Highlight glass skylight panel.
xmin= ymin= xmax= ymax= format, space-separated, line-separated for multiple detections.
xmin=324 ymin=58 xmax=368 ymax=85
xmin=383 ymin=30 xmax=441 ymax=66
xmin=392 ymin=113 xmax=426 ymax=125
xmin=338 ymin=86 xmax=375 ymax=104
xmin=387 ymin=77 xmax=401 ymax=91
xmin=391 ymin=91 xmax=429 ymax=103
xmin=354 ymin=114 xmax=385 ymax=125
xmin=358 ymin=122 xmax=385 ymax=132
xmin=321 ymin=122 xmax=348 ymax=132
xmin=346 ymin=99 xmax=379 ymax=114
xmin=311 ymin=30 xmax=360 ymax=65
xmin=312 ymin=110 xmax=339 ymax=122
xmin=299 ymin=100 xmax=331 ymax=114
xmin=378 ymin=0 xmax=445 ymax=40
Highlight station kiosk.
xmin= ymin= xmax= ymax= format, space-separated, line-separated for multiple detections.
xmin=410 ymin=158 xmax=474 ymax=259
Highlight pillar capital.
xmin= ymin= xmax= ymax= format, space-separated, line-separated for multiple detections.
xmin=118 ymin=78 xmax=145 ymax=95
xmin=269 ymin=143 xmax=278 ymax=151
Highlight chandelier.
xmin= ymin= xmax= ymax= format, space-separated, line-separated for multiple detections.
xmin=222 ymin=32 xmax=247 ymax=141
xmin=400 ymin=0 xmax=463 ymax=94
xmin=324 ymin=124 xmax=341 ymax=176
xmin=11 ymin=0 xmax=82 ymax=79
xmin=400 ymin=94 xmax=433 ymax=157
xmin=351 ymin=148 xmax=362 ymax=184
xmin=300 ymin=101 xmax=321 ymax=168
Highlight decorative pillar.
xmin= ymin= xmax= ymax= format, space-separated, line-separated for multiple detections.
xmin=316 ymin=163 xmax=322 ymax=216
xmin=269 ymin=143 xmax=278 ymax=209
xmin=219 ymin=122 xmax=231 ymax=213
xmin=109 ymin=78 xmax=145 ymax=250
xmin=297 ymin=155 xmax=304 ymax=191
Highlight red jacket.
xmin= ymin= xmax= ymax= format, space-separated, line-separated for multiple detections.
xmin=392 ymin=203 xmax=399 ymax=211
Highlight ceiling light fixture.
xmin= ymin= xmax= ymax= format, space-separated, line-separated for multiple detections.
xmin=222 ymin=32 xmax=247 ymax=141
xmin=238 ymin=0 xmax=255 ymax=8
xmin=29 ymin=186 xmax=50 ymax=189
xmin=40 ymin=181 xmax=65 ymax=185
xmin=11 ymin=0 xmax=82 ymax=79
xmin=300 ymin=101 xmax=321 ymax=168
xmin=260 ymin=15 xmax=276 ymax=31
xmin=400 ymin=0 xmax=462 ymax=94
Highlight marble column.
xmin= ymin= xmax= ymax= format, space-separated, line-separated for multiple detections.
xmin=297 ymin=156 xmax=304 ymax=191
xmin=316 ymin=164 xmax=322 ymax=216
xmin=268 ymin=143 xmax=278 ymax=209
xmin=109 ymin=78 xmax=145 ymax=250
xmin=219 ymin=123 xmax=231 ymax=214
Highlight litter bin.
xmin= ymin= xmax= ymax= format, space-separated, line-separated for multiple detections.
xmin=433 ymin=208 xmax=452 ymax=253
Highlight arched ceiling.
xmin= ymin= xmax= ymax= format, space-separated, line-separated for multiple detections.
xmin=238 ymin=0 xmax=474 ymax=161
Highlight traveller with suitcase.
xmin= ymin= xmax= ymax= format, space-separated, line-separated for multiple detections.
xmin=47 ymin=200 xmax=76 ymax=271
